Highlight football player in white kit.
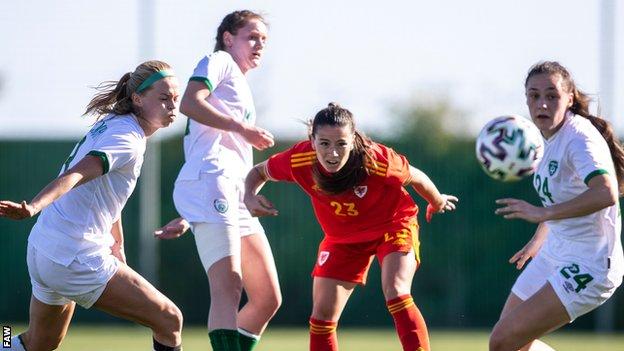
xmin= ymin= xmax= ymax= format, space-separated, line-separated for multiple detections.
xmin=489 ymin=61 xmax=624 ymax=351
xmin=154 ymin=10 xmax=280 ymax=351
xmin=0 ymin=60 xmax=184 ymax=351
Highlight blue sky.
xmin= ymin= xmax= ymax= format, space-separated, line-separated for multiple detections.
xmin=0 ymin=0 xmax=621 ymax=140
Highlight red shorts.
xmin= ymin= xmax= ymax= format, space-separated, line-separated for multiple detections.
xmin=312 ymin=221 xmax=420 ymax=285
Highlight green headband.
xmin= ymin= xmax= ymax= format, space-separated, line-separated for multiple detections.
xmin=135 ymin=70 xmax=174 ymax=93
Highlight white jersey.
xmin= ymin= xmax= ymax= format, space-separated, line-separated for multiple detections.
xmin=535 ymin=113 xmax=623 ymax=276
xmin=177 ymin=51 xmax=256 ymax=181
xmin=29 ymin=114 xmax=146 ymax=266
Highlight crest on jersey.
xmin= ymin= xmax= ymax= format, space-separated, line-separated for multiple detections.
xmin=213 ymin=199 xmax=229 ymax=213
xmin=318 ymin=251 xmax=330 ymax=266
xmin=354 ymin=186 xmax=368 ymax=198
xmin=549 ymin=160 xmax=558 ymax=176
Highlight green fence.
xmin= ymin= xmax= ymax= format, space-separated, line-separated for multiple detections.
xmin=1 ymin=137 xmax=622 ymax=329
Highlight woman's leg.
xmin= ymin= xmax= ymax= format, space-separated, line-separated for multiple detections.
xmin=489 ymin=282 xmax=569 ymax=351
xmin=495 ymin=293 xmax=555 ymax=351
xmin=18 ymin=296 xmax=75 ymax=351
xmin=206 ymin=255 xmax=243 ymax=331
xmin=309 ymin=277 xmax=357 ymax=351
xmin=237 ymin=233 xmax=281 ymax=348
xmin=191 ymin=221 xmax=244 ymax=350
xmin=205 ymin=255 xmax=244 ymax=351
xmin=381 ymin=251 xmax=429 ymax=351
xmin=93 ymin=263 xmax=183 ymax=348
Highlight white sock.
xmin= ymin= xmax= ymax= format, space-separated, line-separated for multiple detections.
xmin=9 ymin=335 xmax=27 ymax=351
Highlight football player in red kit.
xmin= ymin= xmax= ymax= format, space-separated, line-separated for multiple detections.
xmin=244 ymin=103 xmax=458 ymax=351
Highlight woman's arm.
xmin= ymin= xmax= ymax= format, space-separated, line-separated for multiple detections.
xmin=154 ymin=217 xmax=191 ymax=240
xmin=110 ymin=217 xmax=126 ymax=264
xmin=0 ymin=155 xmax=104 ymax=220
xmin=495 ymin=174 xmax=617 ymax=223
xmin=244 ymin=161 xmax=278 ymax=217
xmin=180 ymin=81 xmax=274 ymax=150
xmin=405 ymin=165 xmax=458 ymax=222
xmin=509 ymin=222 xmax=549 ymax=270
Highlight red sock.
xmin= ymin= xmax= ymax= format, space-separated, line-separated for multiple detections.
xmin=309 ymin=318 xmax=338 ymax=351
xmin=386 ymin=294 xmax=430 ymax=351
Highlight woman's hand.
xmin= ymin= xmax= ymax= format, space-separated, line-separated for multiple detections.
xmin=154 ymin=217 xmax=191 ymax=240
xmin=425 ymin=194 xmax=459 ymax=223
xmin=0 ymin=200 xmax=38 ymax=220
xmin=509 ymin=237 xmax=543 ymax=270
xmin=495 ymin=198 xmax=546 ymax=223
xmin=241 ymin=125 xmax=275 ymax=150
xmin=244 ymin=194 xmax=278 ymax=217
xmin=111 ymin=241 xmax=127 ymax=264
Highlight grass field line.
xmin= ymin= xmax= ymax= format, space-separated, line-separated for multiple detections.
xmin=5 ymin=325 xmax=624 ymax=350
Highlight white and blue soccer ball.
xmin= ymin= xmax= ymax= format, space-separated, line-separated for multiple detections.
xmin=475 ymin=115 xmax=544 ymax=182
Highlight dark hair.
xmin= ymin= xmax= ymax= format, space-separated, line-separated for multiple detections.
xmin=309 ymin=103 xmax=373 ymax=195
xmin=84 ymin=60 xmax=172 ymax=120
xmin=214 ymin=10 xmax=266 ymax=52
xmin=526 ymin=61 xmax=624 ymax=194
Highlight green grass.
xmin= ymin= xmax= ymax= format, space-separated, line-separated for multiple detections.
xmin=9 ymin=325 xmax=624 ymax=350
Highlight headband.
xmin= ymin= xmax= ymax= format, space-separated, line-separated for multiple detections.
xmin=135 ymin=70 xmax=174 ymax=93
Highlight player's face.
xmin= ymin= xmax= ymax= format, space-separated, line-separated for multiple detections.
xmin=134 ymin=76 xmax=180 ymax=136
xmin=226 ymin=18 xmax=268 ymax=74
xmin=312 ymin=124 xmax=355 ymax=173
xmin=525 ymin=73 xmax=573 ymax=139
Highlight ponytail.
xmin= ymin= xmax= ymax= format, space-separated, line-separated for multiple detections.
xmin=526 ymin=61 xmax=624 ymax=195
xmin=582 ymin=114 xmax=624 ymax=195
xmin=569 ymin=87 xmax=624 ymax=195
xmin=83 ymin=60 xmax=172 ymax=120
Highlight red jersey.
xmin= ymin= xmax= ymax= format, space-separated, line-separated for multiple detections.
xmin=266 ymin=140 xmax=418 ymax=243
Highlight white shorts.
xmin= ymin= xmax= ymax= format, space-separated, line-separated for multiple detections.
xmin=511 ymin=252 xmax=621 ymax=321
xmin=174 ymin=173 xmax=266 ymax=271
xmin=191 ymin=222 xmax=271 ymax=272
xmin=27 ymin=243 xmax=119 ymax=309
xmin=173 ymin=173 xmax=265 ymax=235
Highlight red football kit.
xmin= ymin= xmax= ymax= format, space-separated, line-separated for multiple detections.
xmin=266 ymin=140 xmax=421 ymax=284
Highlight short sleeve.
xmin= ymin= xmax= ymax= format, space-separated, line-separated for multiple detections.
xmin=189 ymin=52 xmax=231 ymax=92
xmin=266 ymin=147 xmax=297 ymax=182
xmin=374 ymin=144 xmax=411 ymax=185
xmin=88 ymin=126 xmax=143 ymax=174
xmin=568 ymin=132 xmax=612 ymax=185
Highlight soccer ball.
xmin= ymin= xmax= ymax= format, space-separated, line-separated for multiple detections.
xmin=475 ymin=115 xmax=544 ymax=182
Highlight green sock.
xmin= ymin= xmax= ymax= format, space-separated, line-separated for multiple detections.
xmin=209 ymin=329 xmax=241 ymax=351
xmin=238 ymin=329 xmax=260 ymax=351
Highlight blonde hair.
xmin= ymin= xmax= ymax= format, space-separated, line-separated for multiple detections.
xmin=84 ymin=60 xmax=172 ymax=120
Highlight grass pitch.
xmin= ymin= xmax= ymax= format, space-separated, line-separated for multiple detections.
xmin=10 ymin=325 xmax=624 ymax=350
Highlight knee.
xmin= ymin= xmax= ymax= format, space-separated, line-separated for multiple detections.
xmin=247 ymin=288 xmax=281 ymax=321
xmin=157 ymin=302 xmax=184 ymax=337
xmin=382 ymin=282 xmax=410 ymax=301
xmin=264 ymin=289 xmax=282 ymax=315
xmin=311 ymin=304 xmax=338 ymax=322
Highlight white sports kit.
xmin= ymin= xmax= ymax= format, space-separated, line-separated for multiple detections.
xmin=28 ymin=114 xmax=146 ymax=308
xmin=174 ymin=51 xmax=265 ymax=271
xmin=512 ymin=114 xmax=624 ymax=320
